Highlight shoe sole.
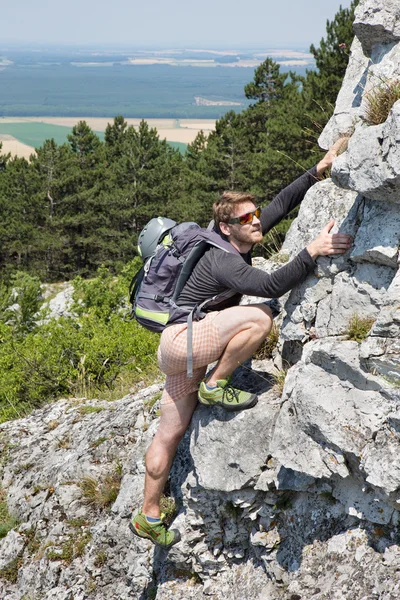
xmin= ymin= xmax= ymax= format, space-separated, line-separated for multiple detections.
xmin=198 ymin=394 xmax=258 ymax=411
xmin=129 ymin=520 xmax=181 ymax=548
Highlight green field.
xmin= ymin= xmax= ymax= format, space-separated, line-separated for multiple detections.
xmin=0 ymin=122 xmax=187 ymax=153
xmin=0 ymin=122 xmax=88 ymax=147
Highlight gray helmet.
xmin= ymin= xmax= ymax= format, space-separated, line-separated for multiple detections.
xmin=137 ymin=217 xmax=177 ymax=261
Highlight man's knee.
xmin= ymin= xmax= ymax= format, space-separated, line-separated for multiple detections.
xmin=155 ymin=422 xmax=188 ymax=448
xmin=250 ymin=303 xmax=273 ymax=333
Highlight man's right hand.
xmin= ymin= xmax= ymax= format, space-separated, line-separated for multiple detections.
xmin=307 ymin=219 xmax=353 ymax=259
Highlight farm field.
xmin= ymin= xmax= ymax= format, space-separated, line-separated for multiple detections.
xmin=0 ymin=46 xmax=313 ymax=157
xmin=0 ymin=135 xmax=34 ymax=159
xmin=0 ymin=118 xmax=206 ymax=157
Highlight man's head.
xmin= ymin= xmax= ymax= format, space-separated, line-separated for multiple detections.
xmin=213 ymin=191 xmax=263 ymax=252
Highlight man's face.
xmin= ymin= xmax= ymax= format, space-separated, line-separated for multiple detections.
xmin=224 ymin=202 xmax=263 ymax=249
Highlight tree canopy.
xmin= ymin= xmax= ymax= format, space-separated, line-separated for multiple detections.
xmin=0 ymin=1 xmax=357 ymax=281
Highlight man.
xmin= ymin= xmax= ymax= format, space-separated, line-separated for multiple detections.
xmin=130 ymin=142 xmax=352 ymax=547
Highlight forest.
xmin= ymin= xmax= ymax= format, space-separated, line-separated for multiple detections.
xmin=0 ymin=1 xmax=358 ymax=420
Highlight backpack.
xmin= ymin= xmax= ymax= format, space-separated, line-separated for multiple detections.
xmin=129 ymin=220 xmax=239 ymax=376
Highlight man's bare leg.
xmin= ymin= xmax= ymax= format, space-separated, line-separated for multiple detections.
xmin=142 ymin=304 xmax=272 ymax=517
xmin=142 ymin=392 xmax=198 ymax=518
xmin=208 ymin=303 xmax=273 ymax=386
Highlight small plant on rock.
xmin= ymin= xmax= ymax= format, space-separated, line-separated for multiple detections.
xmin=0 ymin=487 xmax=19 ymax=539
xmin=79 ymin=462 xmax=122 ymax=510
xmin=271 ymin=365 xmax=289 ymax=395
xmin=90 ymin=436 xmax=108 ymax=449
xmin=78 ymin=405 xmax=104 ymax=416
xmin=347 ymin=314 xmax=375 ymax=342
xmin=254 ymin=324 xmax=279 ymax=360
xmin=364 ymin=79 xmax=400 ymax=125
xmin=47 ymin=531 xmax=92 ymax=565
xmin=57 ymin=435 xmax=71 ymax=450
xmin=0 ymin=556 xmax=23 ymax=583
xmin=159 ymin=494 xmax=177 ymax=525
xmin=94 ymin=550 xmax=107 ymax=567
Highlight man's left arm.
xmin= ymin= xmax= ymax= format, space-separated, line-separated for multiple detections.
xmin=260 ymin=140 xmax=344 ymax=235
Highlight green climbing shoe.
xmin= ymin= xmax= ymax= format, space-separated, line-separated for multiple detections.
xmin=198 ymin=378 xmax=258 ymax=411
xmin=129 ymin=510 xmax=181 ymax=548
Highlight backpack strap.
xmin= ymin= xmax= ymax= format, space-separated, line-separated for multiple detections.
xmin=129 ymin=266 xmax=145 ymax=306
xmin=185 ymin=288 xmax=238 ymax=378
xmin=174 ymin=233 xmax=240 ymax=378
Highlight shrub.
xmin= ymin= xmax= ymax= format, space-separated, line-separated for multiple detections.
xmin=0 ymin=271 xmax=42 ymax=334
xmin=0 ymin=264 xmax=159 ymax=423
xmin=364 ymin=79 xmax=400 ymax=125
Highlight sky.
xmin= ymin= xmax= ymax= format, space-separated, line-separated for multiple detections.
xmin=3 ymin=0 xmax=353 ymax=47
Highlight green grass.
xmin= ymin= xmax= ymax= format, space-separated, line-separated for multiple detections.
xmin=168 ymin=141 xmax=187 ymax=154
xmin=0 ymin=488 xmax=19 ymax=539
xmin=364 ymin=79 xmax=400 ymax=125
xmin=79 ymin=462 xmax=123 ymax=510
xmin=78 ymin=405 xmax=105 ymax=416
xmin=0 ymin=122 xmax=98 ymax=148
xmin=347 ymin=314 xmax=375 ymax=343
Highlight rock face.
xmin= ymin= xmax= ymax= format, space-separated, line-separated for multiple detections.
xmin=1 ymin=1 xmax=400 ymax=599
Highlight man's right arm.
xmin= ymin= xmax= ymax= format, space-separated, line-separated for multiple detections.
xmin=213 ymin=219 xmax=353 ymax=298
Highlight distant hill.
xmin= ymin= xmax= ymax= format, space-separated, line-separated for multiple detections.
xmin=0 ymin=47 xmax=314 ymax=119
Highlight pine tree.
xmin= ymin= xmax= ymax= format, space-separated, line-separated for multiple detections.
xmin=105 ymin=115 xmax=128 ymax=161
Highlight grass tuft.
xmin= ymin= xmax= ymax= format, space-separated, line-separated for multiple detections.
xmin=0 ymin=488 xmax=19 ymax=539
xmin=0 ymin=556 xmax=23 ymax=583
xmin=47 ymin=531 xmax=92 ymax=565
xmin=271 ymin=366 xmax=289 ymax=395
xmin=94 ymin=550 xmax=107 ymax=567
xmin=79 ymin=462 xmax=122 ymax=510
xmin=90 ymin=436 xmax=108 ymax=449
xmin=78 ymin=405 xmax=104 ymax=416
xmin=364 ymin=80 xmax=400 ymax=125
xmin=254 ymin=324 xmax=279 ymax=360
xmin=347 ymin=314 xmax=375 ymax=343
xmin=160 ymin=494 xmax=177 ymax=525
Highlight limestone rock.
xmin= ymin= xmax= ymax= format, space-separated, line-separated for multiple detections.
xmin=350 ymin=198 xmax=400 ymax=267
xmin=189 ymin=391 xmax=280 ymax=492
xmin=354 ymin=0 xmax=400 ymax=53
xmin=332 ymin=103 xmax=400 ymax=203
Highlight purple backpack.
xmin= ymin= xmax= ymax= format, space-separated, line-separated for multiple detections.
xmin=130 ymin=221 xmax=239 ymax=375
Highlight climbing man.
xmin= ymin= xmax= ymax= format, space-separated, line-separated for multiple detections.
xmin=130 ymin=141 xmax=352 ymax=547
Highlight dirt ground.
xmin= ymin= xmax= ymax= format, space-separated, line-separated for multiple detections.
xmin=0 ymin=135 xmax=36 ymax=159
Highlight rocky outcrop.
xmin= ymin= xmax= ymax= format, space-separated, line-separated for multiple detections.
xmin=1 ymin=1 xmax=400 ymax=598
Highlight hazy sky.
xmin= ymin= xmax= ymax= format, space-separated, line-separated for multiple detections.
xmin=3 ymin=0 xmax=353 ymax=47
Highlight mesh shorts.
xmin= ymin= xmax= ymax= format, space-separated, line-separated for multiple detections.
xmin=157 ymin=311 xmax=225 ymax=404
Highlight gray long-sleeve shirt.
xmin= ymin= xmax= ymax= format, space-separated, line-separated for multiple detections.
xmin=177 ymin=167 xmax=318 ymax=310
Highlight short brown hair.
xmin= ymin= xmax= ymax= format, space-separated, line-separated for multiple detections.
xmin=213 ymin=191 xmax=257 ymax=228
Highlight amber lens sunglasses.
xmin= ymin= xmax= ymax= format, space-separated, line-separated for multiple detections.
xmin=228 ymin=206 xmax=261 ymax=226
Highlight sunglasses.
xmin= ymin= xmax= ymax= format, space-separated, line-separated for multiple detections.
xmin=228 ymin=206 xmax=261 ymax=226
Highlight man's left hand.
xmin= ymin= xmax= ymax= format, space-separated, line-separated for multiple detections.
xmin=316 ymin=136 xmax=349 ymax=176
